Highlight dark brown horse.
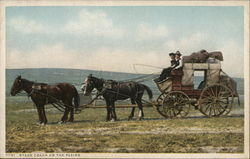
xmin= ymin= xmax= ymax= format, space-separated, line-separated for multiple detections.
xmin=81 ymin=74 xmax=153 ymax=121
xmin=10 ymin=75 xmax=80 ymax=125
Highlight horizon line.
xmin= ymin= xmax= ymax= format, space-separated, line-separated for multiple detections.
xmin=6 ymin=67 xmax=244 ymax=79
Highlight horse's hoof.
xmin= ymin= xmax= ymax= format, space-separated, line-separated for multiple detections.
xmin=58 ymin=121 xmax=65 ymax=124
xmin=36 ymin=122 xmax=46 ymax=125
xmin=68 ymin=119 xmax=74 ymax=122
xmin=75 ymin=109 xmax=81 ymax=114
xmin=137 ymin=117 xmax=143 ymax=121
xmin=36 ymin=122 xmax=41 ymax=125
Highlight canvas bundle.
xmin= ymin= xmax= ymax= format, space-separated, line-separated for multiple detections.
xmin=182 ymin=49 xmax=209 ymax=63
xmin=208 ymin=51 xmax=223 ymax=61
xmin=182 ymin=50 xmax=223 ymax=63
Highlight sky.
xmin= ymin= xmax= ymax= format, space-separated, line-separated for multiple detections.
xmin=6 ymin=6 xmax=244 ymax=77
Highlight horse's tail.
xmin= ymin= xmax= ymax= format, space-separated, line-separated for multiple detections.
xmin=73 ymin=87 xmax=80 ymax=111
xmin=142 ymin=84 xmax=153 ymax=101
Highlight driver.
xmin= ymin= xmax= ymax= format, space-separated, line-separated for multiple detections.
xmin=157 ymin=52 xmax=177 ymax=82
xmin=174 ymin=51 xmax=183 ymax=70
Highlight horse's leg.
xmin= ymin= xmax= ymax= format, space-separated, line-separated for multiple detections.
xmin=136 ymin=96 xmax=144 ymax=120
xmin=105 ymin=100 xmax=111 ymax=122
xmin=68 ymin=107 xmax=74 ymax=122
xmin=110 ymin=101 xmax=117 ymax=121
xmin=40 ymin=105 xmax=47 ymax=124
xmin=60 ymin=99 xmax=73 ymax=123
xmin=60 ymin=107 xmax=70 ymax=123
xmin=36 ymin=106 xmax=43 ymax=124
xmin=68 ymin=99 xmax=74 ymax=122
xmin=128 ymin=99 xmax=136 ymax=120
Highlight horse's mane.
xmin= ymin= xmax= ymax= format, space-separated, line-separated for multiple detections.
xmin=91 ymin=76 xmax=104 ymax=83
xmin=21 ymin=78 xmax=34 ymax=84
xmin=21 ymin=78 xmax=48 ymax=86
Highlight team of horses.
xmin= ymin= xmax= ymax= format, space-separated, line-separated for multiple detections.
xmin=10 ymin=74 xmax=153 ymax=124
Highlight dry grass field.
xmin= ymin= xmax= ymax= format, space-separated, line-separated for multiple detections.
xmin=6 ymin=97 xmax=244 ymax=153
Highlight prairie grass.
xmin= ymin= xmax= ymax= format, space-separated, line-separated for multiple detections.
xmin=6 ymin=98 xmax=244 ymax=153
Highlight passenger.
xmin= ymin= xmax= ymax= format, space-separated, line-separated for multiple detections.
xmin=156 ymin=52 xmax=177 ymax=82
xmin=174 ymin=51 xmax=183 ymax=70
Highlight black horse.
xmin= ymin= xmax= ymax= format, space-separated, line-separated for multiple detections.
xmin=10 ymin=75 xmax=80 ymax=125
xmin=81 ymin=74 xmax=153 ymax=121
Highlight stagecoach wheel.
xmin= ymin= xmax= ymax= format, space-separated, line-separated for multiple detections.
xmin=198 ymin=84 xmax=234 ymax=117
xmin=156 ymin=91 xmax=190 ymax=118
xmin=222 ymin=96 xmax=234 ymax=116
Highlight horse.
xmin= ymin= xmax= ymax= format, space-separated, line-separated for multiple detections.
xmin=81 ymin=74 xmax=153 ymax=121
xmin=10 ymin=75 xmax=80 ymax=125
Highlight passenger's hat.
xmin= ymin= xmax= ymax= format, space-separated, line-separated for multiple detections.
xmin=176 ymin=51 xmax=182 ymax=56
xmin=169 ymin=52 xmax=175 ymax=56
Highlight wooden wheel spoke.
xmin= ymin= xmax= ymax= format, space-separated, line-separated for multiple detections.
xmin=200 ymin=97 xmax=212 ymax=103
xmin=217 ymin=104 xmax=226 ymax=115
xmin=175 ymin=96 xmax=185 ymax=104
xmin=202 ymin=93 xmax=214 ymax=100
xmin=218 ymin=102 xmax=227 ymax=109
xmin=209 ymin=106 xmax=212 ymax=116
xmin=175 ymin=95 xmax=181 ymax=103
xmin=217 ymin=105 xmax=224 ymax=114
xmin=209 ymin=87 xmax=216 ymax=97
xmin=212 ymin=106 xmax=217 ymax=116
xmin=218 ymin=89 xmax=226 ymax=96
xmin=158 ymin=97 xmax=163 ymax=101
xmin=173 ymin=109 xmax=178 ymax=117
xmin=178 ymin=100 xmax=188 ymax=106
xmin=174 ymin=94 xmax=180 ymax=103
xmin=167 ymin=109 xmax=174 ymax=117
xmin=180 ymin=105 xmax=189 ymax=112
xmin=203 ymin=102 xmax=213 ymax=113
xmin=215 ymin=86 xmax=218 ymax=97
xmin=218 ymin=100 xmax=228 ymax=105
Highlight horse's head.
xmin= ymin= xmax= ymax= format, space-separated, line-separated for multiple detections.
xmin=81 ymin=74 xmax=95 ymax=96
xmin=10 ymin=75 xmax=23 ymax=96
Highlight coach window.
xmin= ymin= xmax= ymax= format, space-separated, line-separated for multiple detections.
xmin=194 ymin=70 xmax=206 ymax=89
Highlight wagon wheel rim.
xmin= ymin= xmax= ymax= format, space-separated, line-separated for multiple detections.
xmin=199 ymin=84 xmax=233 ymax=117
xmin=156 ymin=92 xmax=169 ymax=118
xmin=157 ymin=91 xmax=190 ymax=118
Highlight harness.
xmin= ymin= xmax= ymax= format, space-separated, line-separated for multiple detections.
xmin=101 ymin=80 xmax=144 ymax=100
xmin=102 ymin=80 xmax=127 ymax=98
xmin=29 ymin=84 xmax=49 ymax=105
xmin=28 ymin=84 xmax=76 ymax=112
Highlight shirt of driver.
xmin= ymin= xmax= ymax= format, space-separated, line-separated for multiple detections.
xmin=170 ymin=59 xmax=178 ymax=68
xmin=175 ymin=57 xmax=183 ymax=69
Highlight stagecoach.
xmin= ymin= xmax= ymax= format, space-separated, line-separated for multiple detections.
xmin=154 ymin=61 xmax=239 ymax=118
